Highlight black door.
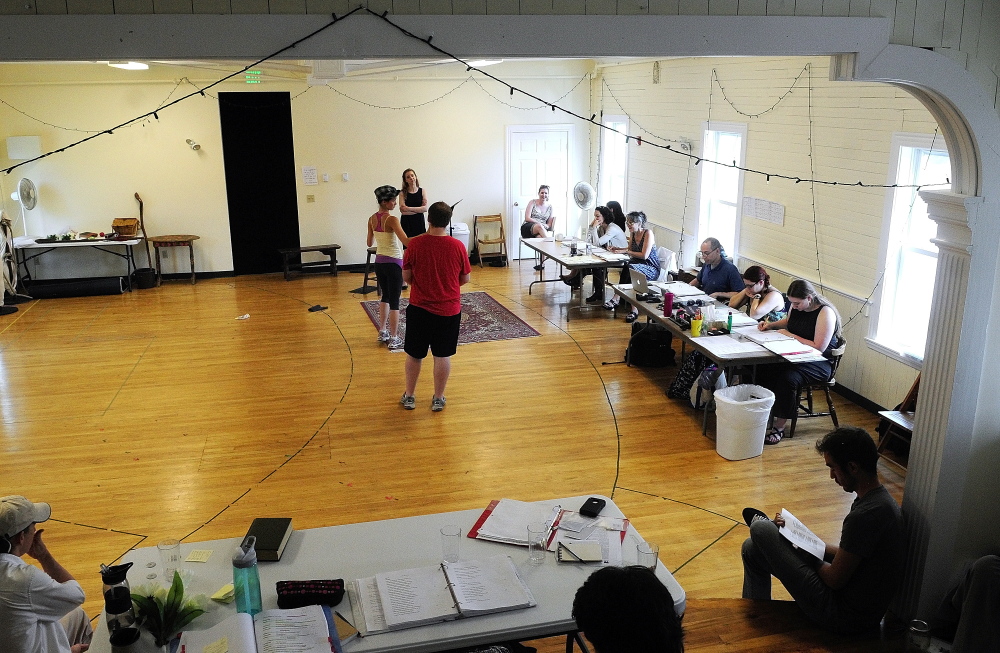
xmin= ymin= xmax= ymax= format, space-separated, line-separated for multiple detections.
xmin=219 ymin=92 xmax=300 ymax=275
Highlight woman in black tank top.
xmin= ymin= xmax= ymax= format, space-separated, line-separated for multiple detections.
xmin=399 ymin=168 xmax=428 ymax=239
xmin=754 ymin=279 xmax=844 ymax=444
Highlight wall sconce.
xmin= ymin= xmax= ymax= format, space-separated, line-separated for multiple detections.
xmin=186 ymin=139 xmax=201 ymax=151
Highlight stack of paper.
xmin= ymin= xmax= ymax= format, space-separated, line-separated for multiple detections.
xmin=474 ymin=499 xmax=561 ymax=546
xmin=761 ymin=339 xmax=827 ymax=363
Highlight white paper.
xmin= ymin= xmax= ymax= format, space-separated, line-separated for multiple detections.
xmin=375 ymin=564 xmax=457 ymax=629
xmin=779 ymin=509 xmax=826 ymax=561
xmin=742 ymin=329 xmax=795 ymax=345
xmin=762 ymin=339 xmax=827 ymax=362
xmin=254 ymin=606 xmax=331 ymax=653
xmin=301 ymin=166 xmax=318 ymax=185
xmin=476 ymin=499 xmax=560 ymax=546
xmin=179 ymin=614 xmax=256 ymax=653
xmin=696 ymin=336 xmax=771 ymax=357
xmin=442 ymin=555 xmax=535 ymax=616
xmin=355 ymin=576 xmax=388 ymax=634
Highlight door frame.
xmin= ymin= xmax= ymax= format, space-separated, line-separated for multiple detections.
xmin=505 ymin=124 xmax=574 ymax=259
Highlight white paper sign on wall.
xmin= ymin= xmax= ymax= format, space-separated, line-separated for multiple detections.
xmin=302 ymin=166 xmax=318 ymax=186
xmin=742 ymin=196 xmax=784 ymax=226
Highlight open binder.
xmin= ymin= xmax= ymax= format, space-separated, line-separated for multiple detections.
xmin=348 ymin=555 xmax=536 ymax=636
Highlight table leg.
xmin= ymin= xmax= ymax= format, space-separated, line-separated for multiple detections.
xmin=188 ymin=243 xmax=196 ymax=284
xmin=125 ymin=244 xmax=134 ymax=291
xmin=154 ymin=245 xmax=163 ymax=287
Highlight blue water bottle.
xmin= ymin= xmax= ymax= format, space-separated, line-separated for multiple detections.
xmin=233 ymin=535 xmax=262 ymax=615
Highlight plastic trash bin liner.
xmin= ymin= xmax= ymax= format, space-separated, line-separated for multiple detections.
xmin=714 ymin=384 xmax=775 ymax=461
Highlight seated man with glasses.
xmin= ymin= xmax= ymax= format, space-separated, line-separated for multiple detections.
xmin=690 ymin=237 xmax=743 ymax=300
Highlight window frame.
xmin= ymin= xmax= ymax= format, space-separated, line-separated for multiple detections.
xmin=598 ymin=114 xmax=629 ymax=207
xmin=696 ymin=121 xmax=748 ymax=261
xmin=866 ymin=132 xmax=950 ymax=369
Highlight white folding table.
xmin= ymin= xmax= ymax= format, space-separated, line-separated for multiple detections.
xmin=89 ymin=495 xmax=684 ymax=653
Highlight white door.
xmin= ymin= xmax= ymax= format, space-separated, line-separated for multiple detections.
xmin=507 ymin=125 xmax=571 ymax=259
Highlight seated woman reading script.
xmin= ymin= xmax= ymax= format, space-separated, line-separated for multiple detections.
xmin=521 ymin=185 xmax=556 ymax=271
xmin=604 ymin=210 xmax=659 ymax=323
xmin=560 ymin=205 xmax=628 ymax=304
xmin=729 ymin=265 xmax=785 ymax=321
xmin=755 ymin=279 xmax=844 ymax=444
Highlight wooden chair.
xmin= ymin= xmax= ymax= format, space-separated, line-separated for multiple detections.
xmin=788 ymin=342 xmax=847 ymax=438
xmin=876 ymin=373 xmax=919 ymax=469
xmin=473 ymin=214 xmax=507 ymax=268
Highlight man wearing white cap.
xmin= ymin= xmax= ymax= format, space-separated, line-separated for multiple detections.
xmin=1 ymin=495 xmax=93 ymax=653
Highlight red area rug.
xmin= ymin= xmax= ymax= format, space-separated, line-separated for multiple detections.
xmin=360 ymin=291 xmax=539 ymax=345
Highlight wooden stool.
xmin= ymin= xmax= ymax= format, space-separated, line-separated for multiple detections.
xmin=148 ymin=235 xmax=200 ymax=286
xmin=278 ymin=244 xmax=341 ymax=281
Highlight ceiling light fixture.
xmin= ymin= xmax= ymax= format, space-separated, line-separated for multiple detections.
xmin=109 ymin=62 xmax=149 ymax=70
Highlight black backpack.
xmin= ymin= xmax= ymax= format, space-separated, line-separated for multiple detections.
xmin=625 ymin=322 xmax=675 ymax=367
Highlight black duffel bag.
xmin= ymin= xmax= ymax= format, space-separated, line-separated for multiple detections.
xmin=625 ymin=321 xmax=675 ymax=367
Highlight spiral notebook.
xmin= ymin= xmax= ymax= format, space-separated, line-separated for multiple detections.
xmin=348 ymin=554 xmax=536 ymax=636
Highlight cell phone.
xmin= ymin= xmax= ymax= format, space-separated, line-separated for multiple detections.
xmin=579 ymin=497 xmax=606 ymax=519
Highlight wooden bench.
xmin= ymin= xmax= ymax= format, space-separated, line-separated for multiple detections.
xmin=279 ymin=244 xmax=341 ymax=281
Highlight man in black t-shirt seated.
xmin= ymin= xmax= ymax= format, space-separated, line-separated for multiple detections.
xmin=741 ymin=426 xmax=903 ymax=634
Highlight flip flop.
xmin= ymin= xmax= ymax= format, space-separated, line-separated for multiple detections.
xmin=742 ymin=507 xmax=770 ymax=528
xmin=764 ymin=427 xmax=785 ymax=445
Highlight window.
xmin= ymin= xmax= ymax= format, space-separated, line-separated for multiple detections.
xmin=870 ymin=133 xmax=950 ymax=363
xmin=598 ymin=115 xmax=628 ymax=205
xmin=697 ymin=122 xmax=747 ymax=259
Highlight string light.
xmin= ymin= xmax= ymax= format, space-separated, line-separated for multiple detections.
xmin=711 ymin=65 xmax=809 ymax=119
xmin=1 ymin=6 xmax=364 ymax=175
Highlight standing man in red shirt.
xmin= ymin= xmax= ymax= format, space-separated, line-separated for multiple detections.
xmin=400 ymin=201 xmax=471 ymax=412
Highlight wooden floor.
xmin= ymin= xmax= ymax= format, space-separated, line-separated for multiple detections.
xmin=0 ymin=260 xmax=904 ymax=650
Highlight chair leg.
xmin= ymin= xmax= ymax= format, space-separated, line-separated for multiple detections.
xmin=825 ymin=386 xmax=839 ymax=427
xmin=788 ymin=386 xmax=801 ymax=438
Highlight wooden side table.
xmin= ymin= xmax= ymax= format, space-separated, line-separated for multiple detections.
xmin=148 ymin=235 xmax=200 ymax=286
xmin=278 ymin=244 xmax=341 ymax=281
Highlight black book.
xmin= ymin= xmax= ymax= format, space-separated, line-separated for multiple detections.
xmin=245 ymin=517 xmax=293 ymax=561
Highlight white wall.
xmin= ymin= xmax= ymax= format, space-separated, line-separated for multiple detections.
xmin=0 ymin=59 xmax=592 ymax=276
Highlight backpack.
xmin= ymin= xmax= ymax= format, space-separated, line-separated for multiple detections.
xmin=625 ymin=322 xmax=675 ymax=367
xmin=668 ymin=351 xmax=705 ymax=398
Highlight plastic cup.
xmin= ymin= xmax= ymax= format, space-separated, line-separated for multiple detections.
xmin=691 ymin=318 xmax=703 ymax=337
xmin=441 ymin=525 xmax=461 ymax=563
xmin=157 ymin=539 xmax=181 ymax=583
xmin=527 ymin=522 xmax=548 ymax=564
xmin=637 ymin=541 xmax=659 ymax=570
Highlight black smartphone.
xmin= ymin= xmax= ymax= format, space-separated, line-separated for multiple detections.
xmin=580 ymin=497 xmax=606 ymax=518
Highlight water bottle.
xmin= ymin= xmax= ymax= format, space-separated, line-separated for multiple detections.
xmin=233 ymin=535 xmax=263 ymax=616
xmin=100 ymin=562 xmax=140 ymax=646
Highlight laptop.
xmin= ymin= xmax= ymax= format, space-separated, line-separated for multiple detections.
xmin=629 ymin=269 xmax=659 ymax=297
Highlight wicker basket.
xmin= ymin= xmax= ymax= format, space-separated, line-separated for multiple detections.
xmin=111 ymin=217 xmax=140 ymax=237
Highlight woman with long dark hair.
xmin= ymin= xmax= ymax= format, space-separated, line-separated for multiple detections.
xmin=729 ymin=265 xmax=785 ymax=321
xmin=756 ymin=279 xmax=845 ymax=444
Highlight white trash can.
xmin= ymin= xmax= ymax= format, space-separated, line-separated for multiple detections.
xmin=449 ymin=222 xmax=471 ymax=253
xmin=714 ymin=384 xmax=775 ymax=461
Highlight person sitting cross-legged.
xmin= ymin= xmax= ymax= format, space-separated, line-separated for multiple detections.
xmin=741 ymin=426 xmax=903 ymax=634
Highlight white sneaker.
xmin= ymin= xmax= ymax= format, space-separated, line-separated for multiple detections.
xmin=377 ymin=330 xmax=390 ymax=343
xmin=400 ymin=394 xmax=416 ymax=410
xmin=431 ymin=396 xmax=446 ymax=412
xmin=388 ymin=336 xmax=404 ymax=350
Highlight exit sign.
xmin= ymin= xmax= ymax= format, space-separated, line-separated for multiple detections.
xmin=245 ymin=70 xmax=262 ymax=84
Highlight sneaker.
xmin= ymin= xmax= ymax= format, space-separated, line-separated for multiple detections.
xmin=431 ymin=396 xmax=446 ymax=412
xmin=400 ymin=394 xmax=416 ymax=410
xmin=742 ymin=507 xmax=771 ymax=528
xmin=388 ymin=336 xmax=404 ymax=350
xmin=377 ymin=330 xmax=390 ymax=343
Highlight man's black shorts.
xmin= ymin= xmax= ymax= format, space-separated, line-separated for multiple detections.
xmin=404 ymin=304 xmax=461 ymax=359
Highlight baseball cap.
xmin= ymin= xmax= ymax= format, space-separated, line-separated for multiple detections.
xmin=374 ymin=185 xmax=399 ymax=203
xmin=0 ymin=495 xmax=51 ymax=538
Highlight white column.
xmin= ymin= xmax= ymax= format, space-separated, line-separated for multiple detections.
xmin=895 ymin=190 xmax=982 ymax=617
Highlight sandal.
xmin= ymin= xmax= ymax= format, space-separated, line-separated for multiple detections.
xmin=603 ymin=299 xmax=618 ymax=310
xmin=625 ymin=311 xmax=639 ymax=323
xmin=764 ymin=427 xmax=785 ymax=445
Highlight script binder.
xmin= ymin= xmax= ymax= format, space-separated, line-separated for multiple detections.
xmin=468 ymin=499 xmax=561 ymax=547
xmin=177 ymin=604 xmax=335 ymax=653
xmin=245 ymin=517 xmax=293 ymax=561
xmin=348 ymin=555 xmax=536 ymax=636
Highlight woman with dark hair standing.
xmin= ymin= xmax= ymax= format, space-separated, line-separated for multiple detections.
xmin=756 ymin=279 xmax=845 ymax=444
xmin=729 ymin=265 xmax=786 ymax=321
xmin=604 ymin=210 xmax=659 ymax=322
xmin=398 ymin=168 xmax=428 ymax=239
xmin=606 ymin=200 xmax=628 ymax=233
